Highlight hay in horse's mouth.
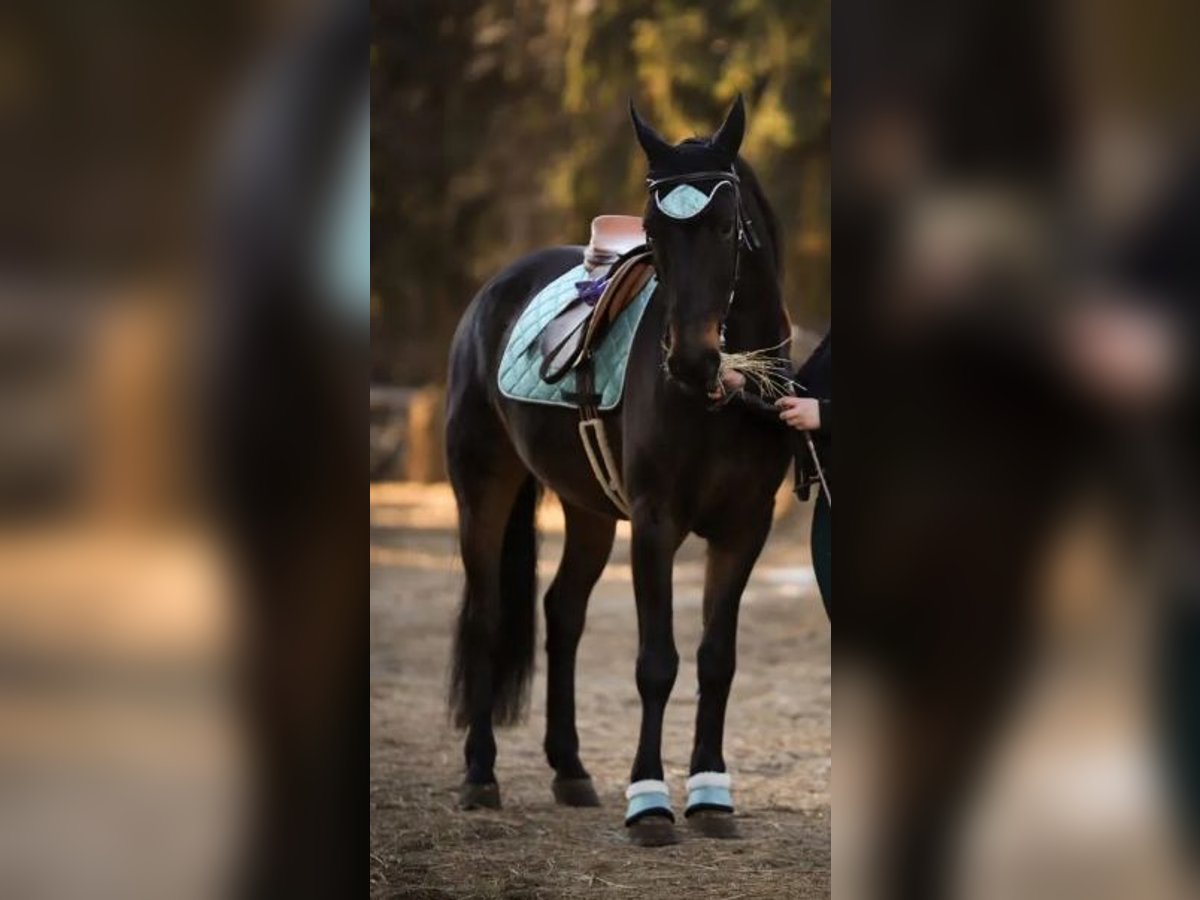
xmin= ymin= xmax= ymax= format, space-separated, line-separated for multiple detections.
xmin=660 ymin=337 xmax=792 ymax=401
xmin=718 ymin=341 xmax=793 ymax=399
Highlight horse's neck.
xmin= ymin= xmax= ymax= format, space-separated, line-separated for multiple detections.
xmin=727 ymin=248 xmax=788 ymax=351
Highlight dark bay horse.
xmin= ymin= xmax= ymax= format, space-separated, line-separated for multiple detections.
xmin=445 ymin=96 xmax=791 ymax=845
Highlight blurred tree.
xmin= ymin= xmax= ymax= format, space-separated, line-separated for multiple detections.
xmin=372 ymin=0 xmax=828 ymax=384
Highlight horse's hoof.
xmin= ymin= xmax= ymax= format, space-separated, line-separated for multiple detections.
xmin=553 ymin=777 xmax=601 ymax=807
xmin=458 ymin=781 xmax=501 ymax=810
xmin=686 ymin=808 xmax=739 ymax=838
xmin=627 ymin=815 xmax=679 ymax=847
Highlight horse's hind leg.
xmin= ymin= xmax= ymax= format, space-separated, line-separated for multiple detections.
xmin=544 ymin=502 xmax=615 ymax=807
xmin=447 ymin=398 xmax=536 ymax=810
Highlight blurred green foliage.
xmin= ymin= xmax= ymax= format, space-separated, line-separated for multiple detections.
xmin=372 ymin=0 xmax=829 ymax=384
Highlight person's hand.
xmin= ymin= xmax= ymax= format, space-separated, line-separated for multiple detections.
xmin=775 ymin=396 xmax=821 ymax=430
xmin=1061 ymin=297 xmax=1180 ymax=414
xmin=708 ymin=368 xmax=746 ymax=400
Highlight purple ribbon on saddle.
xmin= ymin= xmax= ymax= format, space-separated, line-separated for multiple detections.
xmin=574 ymin=277 xmax=608 ymax=306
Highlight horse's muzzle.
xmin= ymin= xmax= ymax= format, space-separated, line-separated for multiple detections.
xmin=666 ymin=347 xmax=721 ymax=396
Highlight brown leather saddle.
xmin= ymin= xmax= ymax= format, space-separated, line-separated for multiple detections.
xmin=538 ymin=248 xmax=654 ymax=384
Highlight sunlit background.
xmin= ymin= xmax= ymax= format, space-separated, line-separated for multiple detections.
xmin=370 ymin=0 xmax=830 ymax=472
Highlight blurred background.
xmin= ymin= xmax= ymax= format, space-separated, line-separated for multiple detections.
xmin=370 ymin=0 xmax=829 ymax=479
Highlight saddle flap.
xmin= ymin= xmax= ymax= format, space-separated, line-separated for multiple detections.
xmin=538 ymin=298 xmax=591 ymax=383
xmin=588 ymin=258 xmax=654 ymax=346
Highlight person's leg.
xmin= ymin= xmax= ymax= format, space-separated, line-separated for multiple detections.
xmin=1156 ymin=581 xmax=1200 ymax=851
xmin=811 ymin=491 xmax=832 ymax=619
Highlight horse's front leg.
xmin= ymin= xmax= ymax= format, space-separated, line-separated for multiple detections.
xmin=625 ymin=503 xmax=685 ymax=845
xmin=686 ymin=511 xmax=773 ymax=837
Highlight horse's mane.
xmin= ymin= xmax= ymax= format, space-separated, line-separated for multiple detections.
xmin=731 ymin=157 xmax=783 ymax=279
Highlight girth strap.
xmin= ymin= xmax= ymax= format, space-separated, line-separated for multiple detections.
xmin=578 ymin=418 xmax=631 ymax=517
xmin=571 ymin=358 xmax=632 ymax=518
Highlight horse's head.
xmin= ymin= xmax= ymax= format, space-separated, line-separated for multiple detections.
xmin=631 ymin=96 xmax=747 ymax=395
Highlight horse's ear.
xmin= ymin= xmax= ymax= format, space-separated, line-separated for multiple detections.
xmin=629 ymin=100 xmax=674 ymax=169
xmin=711 ymin=94 xmax=746 ymax=163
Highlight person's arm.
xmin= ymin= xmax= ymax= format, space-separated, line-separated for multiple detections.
xmin=781 ymin=332 xmax=831 ymax=432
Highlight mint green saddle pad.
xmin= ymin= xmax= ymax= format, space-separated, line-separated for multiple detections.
xmin=497 ymin=263 xmax=657 ymax=411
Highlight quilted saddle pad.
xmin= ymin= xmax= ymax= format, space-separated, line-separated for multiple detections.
xmin=498 ymin=262 xmax=657 ymax=411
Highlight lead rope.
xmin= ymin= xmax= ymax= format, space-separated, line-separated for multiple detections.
xmin=803 ymin=433 xmax=832 ymax=508
xmin=786 ymin=382 xmax=831 ymax=508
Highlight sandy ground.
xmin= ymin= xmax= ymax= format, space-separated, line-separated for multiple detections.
xmin=370 ymin=482 xmax=830 ymax=899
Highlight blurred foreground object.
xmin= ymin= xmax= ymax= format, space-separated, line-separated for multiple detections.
xmin=0 ymin=290 xmax=247 ymax=900
xmin=0 ymin=0 xmax=366 ymax=898
xmin=203 ymin=0 xmax=366 ymax=897
xmin=837 ymin=0 xmax=1200 ymax=897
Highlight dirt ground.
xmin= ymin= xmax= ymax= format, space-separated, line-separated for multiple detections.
xmin=370 ymin=482 xmax=830 ymax=899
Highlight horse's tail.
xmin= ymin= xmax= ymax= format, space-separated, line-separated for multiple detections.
xmin=450 ymin=475 xmax=541 ymax=729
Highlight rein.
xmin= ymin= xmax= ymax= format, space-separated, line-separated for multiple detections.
xmin=729 ymin=389 xmax=833 ymax=508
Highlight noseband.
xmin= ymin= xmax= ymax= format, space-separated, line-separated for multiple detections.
xmin=644 ymin=168 xmax=761 ymax=349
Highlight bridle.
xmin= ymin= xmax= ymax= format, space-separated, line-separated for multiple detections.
xmin=643 ymin=168 xmax=761 ymax=350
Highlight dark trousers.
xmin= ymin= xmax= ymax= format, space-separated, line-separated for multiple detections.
xmin=1158 ymin=588 xmax=1200 ymax=848
xmin=811 ymin=491 xmax=831 ymax=619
